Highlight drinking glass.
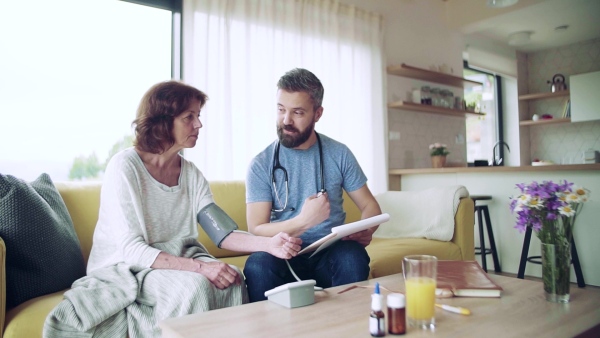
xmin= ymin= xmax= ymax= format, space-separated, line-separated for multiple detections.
xmin=402 ymin=255 xmax=437 ymax=330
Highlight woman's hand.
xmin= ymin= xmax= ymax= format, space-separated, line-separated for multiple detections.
xmin=193 ymin=260 xmax=242 ymax=289
xmin=267 ymin=232 xmax=302 ymax=259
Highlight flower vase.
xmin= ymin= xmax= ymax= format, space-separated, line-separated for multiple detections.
xmin=510 ymin=180 xmax=589 ymax=303
xmin=431 ymin=155 xmax=446 ymax=168
xmin=541 ymin=242 xmax=571 ymax=303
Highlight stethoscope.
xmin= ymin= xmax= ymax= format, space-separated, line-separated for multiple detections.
xmin=272 ymin=132 xmax=326 ymax=212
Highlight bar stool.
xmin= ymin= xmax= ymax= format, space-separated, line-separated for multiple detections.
xmin=517 ymin=226 xmax=586 ymax=287
xmin=471 ymin=195 xmax=501 ymax=273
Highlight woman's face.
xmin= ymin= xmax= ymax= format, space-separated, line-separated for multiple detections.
xmin=172 ymin=98 xmax=202 ymax=150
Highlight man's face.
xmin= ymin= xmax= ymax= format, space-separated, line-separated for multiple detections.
xmin=276 ymin=90 xmax=322 ymax=149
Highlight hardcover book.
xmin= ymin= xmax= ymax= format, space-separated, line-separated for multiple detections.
xmin=436 ymin=260 xmax=503 ymax=298
xmin=561 ymin=99 xmax=571 ymax=118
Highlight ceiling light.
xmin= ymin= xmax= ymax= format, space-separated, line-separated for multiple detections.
xmin=487 ymin=0 xmax=518 ymax=8
xmin=508 ymin=31 xmax=532 ymax=46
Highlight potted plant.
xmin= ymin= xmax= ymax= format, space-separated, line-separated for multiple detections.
xmin=429 ymin=143 xmax=449 ymax=168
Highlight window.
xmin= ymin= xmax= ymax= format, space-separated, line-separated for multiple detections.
xmin=0 ymin=0 xmax=175 ymax=181
xmin=463 ymin=64 xmax=505 ymax=165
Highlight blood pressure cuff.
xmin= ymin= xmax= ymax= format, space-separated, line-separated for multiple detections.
xmin=197 ymin=203 xmax=239 ymax=248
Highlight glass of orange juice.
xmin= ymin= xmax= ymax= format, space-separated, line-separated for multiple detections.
xmin=402 ymin=255 xmax=437 ymax=330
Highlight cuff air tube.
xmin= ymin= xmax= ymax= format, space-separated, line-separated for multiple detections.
xmin=197 ymin=203 xmax=239 ymax=248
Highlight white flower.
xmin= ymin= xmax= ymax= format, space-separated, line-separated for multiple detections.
xmin=429 ymin=142 xmax=450 ymax=156
xmin=526 ymin=197 xmax=544 ymax=209
xmin=572 ymin=186 xmax=590 ymax=202
xmin=517 ymin=194 xmax=531 ymax=204
xmin=565 ymin=193 xmax=581 ymax=204
xmin=559 ymin=205 xmax=576 ymax=217
xmin=557 ymin=192 xmax=568 ymax=203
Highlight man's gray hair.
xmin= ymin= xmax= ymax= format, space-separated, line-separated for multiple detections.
xmin=277 ymin=68 xmax=324 ymax=110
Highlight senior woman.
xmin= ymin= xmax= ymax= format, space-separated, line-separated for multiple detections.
xmin=43 ymin=81 xmax=302 ymax=338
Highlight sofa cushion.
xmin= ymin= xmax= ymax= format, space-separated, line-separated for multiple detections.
xmin=0 ymin=173 xmax=86 ymax=309
xmin=4 ymin=289 xmax=66 ymax=338
xmin=373 ymin=186 xmax=469 ymax=241
xmin=366 ymin=238 xmax=463 ymax=278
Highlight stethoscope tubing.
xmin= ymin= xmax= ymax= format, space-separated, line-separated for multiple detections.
xmin=271 ymin=132 xmax=325 ymax=212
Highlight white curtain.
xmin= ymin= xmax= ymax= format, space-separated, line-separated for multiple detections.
xmin=182 ymin=0 xmax=387 ymax=194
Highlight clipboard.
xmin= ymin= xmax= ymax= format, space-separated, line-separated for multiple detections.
xmin=298 ymin=213 xmax=390 ymax=257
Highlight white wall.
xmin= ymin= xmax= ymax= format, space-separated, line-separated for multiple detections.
xmin=401 ymin=171 xmax=600 ymax=287
xmin=339 ymin=0 xmax=467 ymax=169
xmin=502 ymin=76 xmax=521 ymax=166
xmin=340 ymin=0 xmax=464 ymax=69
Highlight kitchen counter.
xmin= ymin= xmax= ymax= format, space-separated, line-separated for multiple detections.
xmin=388 ymin=163 xmax=600 ymax=190
xmin=394 ymin=165 xmax=600 ymax=287
xmin=389 ymin=163 xmax=600 ymax=175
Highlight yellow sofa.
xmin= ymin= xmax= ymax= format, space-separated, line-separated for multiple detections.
xmin=1 ymin=180 xmax=474 ymax=338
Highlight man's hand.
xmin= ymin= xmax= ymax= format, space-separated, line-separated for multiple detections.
xmin=267 ymin=232 xmax=303 ymax=259
xmin=298 ymin=192 xmax=330 ymax=229
xmin=193 ymin=260 xmax=242 ymax=289
xmin=344 ymin=225 xmax=379 ymax=246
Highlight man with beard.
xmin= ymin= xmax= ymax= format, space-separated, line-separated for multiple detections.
xmin=243 ymin=68 xmax=382 ymax=302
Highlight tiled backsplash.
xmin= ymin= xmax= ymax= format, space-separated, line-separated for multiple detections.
xmin=526 ymin=38 xmax=600 ymax=164
xmin=388 ymin=110 xmax=466 ymax=169
xmin=529 ymin=121 xmax=600 ymax=164
xmin=387 ymin=71 xmax=467 ymax=169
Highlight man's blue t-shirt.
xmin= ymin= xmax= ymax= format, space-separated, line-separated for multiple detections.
xmin=246 ymin=133 xmax=367 ymax=246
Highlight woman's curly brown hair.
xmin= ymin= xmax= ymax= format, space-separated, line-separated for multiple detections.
xmin=132 ymin=81 xmax=208 ymax=154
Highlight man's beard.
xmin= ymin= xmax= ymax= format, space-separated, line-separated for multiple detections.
xmin=277 ymin=123 xmax=314 ymax=148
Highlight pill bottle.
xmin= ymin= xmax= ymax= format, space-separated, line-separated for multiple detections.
xmin=387 ymin=293 xmax=406 ymax=335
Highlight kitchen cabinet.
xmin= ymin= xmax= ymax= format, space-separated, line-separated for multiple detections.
xmin=387 ymin=63 xmax=484 ymax=118
xmin=570 ymin=71 xmax=600 ymax=122
xmin=518 ymin=90 xmax=570 ymax=126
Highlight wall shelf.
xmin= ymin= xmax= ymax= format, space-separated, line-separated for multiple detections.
xmin=386 ymin=63 xmax=483 ymax=88
xmin=519 ymin=90 xmax=571 ymax=125
xmin=519 ymin=118 xmax=571 ymax=126
xmin=519 ymin=90 xmax=570 ymax=101
xmin=388 ymin=101 xmax=485 ymax=117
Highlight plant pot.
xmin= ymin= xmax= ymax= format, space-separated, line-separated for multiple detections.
xmin=431 ymin=155 xmax=446 ymax=168
xmin=541 ymin=242 xmax=571 ymax=303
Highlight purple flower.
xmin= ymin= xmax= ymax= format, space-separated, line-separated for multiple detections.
xmin=514 ymin=223 xmax=527 ymax=232
xmin=509 ymin=180 xmax=589 ymax=238
xmin=509 ymin=199 xmax=517 ymax=211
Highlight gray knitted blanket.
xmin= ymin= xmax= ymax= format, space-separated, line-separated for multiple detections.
xmin=43 ymin=243 xmax=247 ymax=338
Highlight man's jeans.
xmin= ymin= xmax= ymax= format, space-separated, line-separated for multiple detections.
xmin=243 ymin=240 xmax=370 ymax=302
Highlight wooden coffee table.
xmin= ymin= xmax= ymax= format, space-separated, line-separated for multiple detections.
xmin=160 ymin=274 xmax=600 ymax=337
